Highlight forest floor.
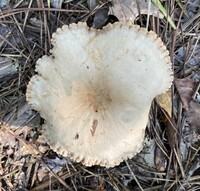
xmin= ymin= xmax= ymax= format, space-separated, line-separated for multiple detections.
xmin=0 ymin=0 xmax=200 ymax=190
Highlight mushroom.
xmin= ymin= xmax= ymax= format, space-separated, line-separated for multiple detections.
xmin=26 ymin=22 xmax=173 ymax=167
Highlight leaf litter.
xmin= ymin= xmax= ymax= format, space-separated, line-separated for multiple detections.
xmin=0 ymin=0 xmax=200 ymax=190
xmin=111 ymin=0 xmax=163 ymax=22
xmin=186 ymin=100 xmax=200 ymax=133
xmin=175 ymin=77 xmax=196 ymax=109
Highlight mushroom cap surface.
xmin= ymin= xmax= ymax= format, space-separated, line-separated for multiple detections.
xmin=26 ymin=22 xmax=173 ymax=167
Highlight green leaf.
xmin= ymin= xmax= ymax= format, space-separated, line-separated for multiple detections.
xmin=152 ymin=0 xmax=177 ymax=29
xmin=175 ymin=0 xmax=188 ymax=16
xmin=47 ymin=0 xmax=50 ymax=8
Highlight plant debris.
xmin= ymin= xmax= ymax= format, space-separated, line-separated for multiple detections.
xmin=175 ymin=77 xmax=196 ymax=109
xmin=0 ymin=0 xmax=200 ymax=190
xmin=186 ymin=100 xmax=200 ymax=133
xmin=111 ymin=0 xmax=163 ymax=22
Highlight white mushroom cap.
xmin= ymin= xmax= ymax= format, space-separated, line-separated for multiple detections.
xmin=26 ymin=22 xmax=173 ymax=167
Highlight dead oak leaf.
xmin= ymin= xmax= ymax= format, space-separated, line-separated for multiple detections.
xmin=111 ymin=0 xmax=163 ymax=22
xmin=174 ymin=78 xmax=195 ymax=109
xmin=185 ymin=101 xmax=200 ymax=134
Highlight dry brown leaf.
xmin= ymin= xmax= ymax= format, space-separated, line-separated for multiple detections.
xmin=156 ymin=90 xmax=172 ymax=117
xmin=37 ymin=168 xmax=48 ymax=182
xmin=186 ymin=101 xmax=200 ymax=134
xmin=35 ymin=135 xmax=50 ymax=154
xmin=0 ymin=128 xmax=16 ymax=147
xmin=175 ymin=78 xmax=195 ymax=109
xmin=165 ymin=117 xmax=177 ymax=149
xmin=111 ymin=0 xmax=163 ymax=22
xmin=155 ymin=146 xmax=167 ymax=172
